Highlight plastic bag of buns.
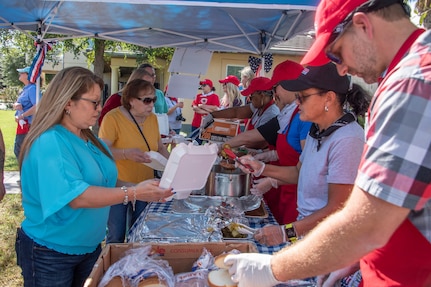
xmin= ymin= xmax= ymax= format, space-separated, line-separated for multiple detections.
xmin=98 ymin=246 xmax=175 ymax=287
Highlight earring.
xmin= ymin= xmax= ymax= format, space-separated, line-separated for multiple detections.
xmin=65 ymin=110 xmax=71 ymax=115
xmin=324 ymin=106 xmax=329 ymax=112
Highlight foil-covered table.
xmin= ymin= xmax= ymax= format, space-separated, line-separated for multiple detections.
xmin=127 ymin=197 xmax=287 ymax=255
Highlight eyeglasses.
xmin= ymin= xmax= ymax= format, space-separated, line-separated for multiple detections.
xmin=138 ymin=97 xmax=157 ymax=105
xmin=79 ymin=98 xmax=102 ymax=110
xmin=295 ymin=91 xmax=326 ymax=104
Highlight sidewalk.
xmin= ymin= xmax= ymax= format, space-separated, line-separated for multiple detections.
xmin=4 ymin=171 xmax=21 ymax=194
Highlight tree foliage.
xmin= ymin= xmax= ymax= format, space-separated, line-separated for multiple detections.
xmin=415 ymin=0 xmax=431 ymax=28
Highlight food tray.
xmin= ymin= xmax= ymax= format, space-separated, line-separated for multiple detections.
xmin=245 ymin=200 xmax=268 ymax=218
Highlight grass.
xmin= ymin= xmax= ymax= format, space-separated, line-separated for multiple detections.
xmin=1 ymin=110 xmax=23 ymax=286
xmin=1 ymin=110 xmax=19 ymax=171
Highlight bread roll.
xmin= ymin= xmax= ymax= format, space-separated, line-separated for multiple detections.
xmin=208 ymin=269 xmax=237 ymax=287
xmin=214 ymin=253 xmax=229 ymax=269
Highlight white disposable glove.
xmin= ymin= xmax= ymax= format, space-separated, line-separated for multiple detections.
xmin=224 ymin=253 xmax=282 ymax=287
xmin=254 ymin=224 xmax=286 ymax=246
xmin=200 ymin=113 xmax=214 ymax=130
xmin=250 ymin=177 xmax=277 ymax=196
xmin=254 ymin=150 xmax=278 ymax=162
xmin=236 ymin=155 xmax=265 ymax=177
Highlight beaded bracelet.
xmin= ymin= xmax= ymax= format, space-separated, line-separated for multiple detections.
xmin=121 ymin=186 xmax=129 ymax=205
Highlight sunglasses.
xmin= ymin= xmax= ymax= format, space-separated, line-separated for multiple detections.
xmin=295 ymin=91 xmax=326 ymax=104
xmin=325 ymin=0 xmax=409 ymax=65
xmin=79 ymin=97 xmax=102 ymax=110
xmin=138 ymin=97 xmax=157 ymax=104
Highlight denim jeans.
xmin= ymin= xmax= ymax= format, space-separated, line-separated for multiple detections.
xmin=15 ymin=227 xmax=101 ymax=287
xmin=14 ymin=133 xmax=27 ymax=159
xmin=106 ymin=200 xmax=148 ymax=243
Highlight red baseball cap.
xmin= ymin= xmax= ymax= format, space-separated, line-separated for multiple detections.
xmin=219 ymin=75 xmax=240 ymax=86
xmin=241 ymin=77 xmax=271 ymax=96
xmin=199 ymin=79 xmax=213 ymax=88
xmin=268 ymin=60 xmax=304 ymax=87
xmin=301 ymin=0 xmax=368 ymax=66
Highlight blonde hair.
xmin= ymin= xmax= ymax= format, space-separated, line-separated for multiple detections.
xmin=240 ymin=66 xmax=255 ymax=88
xmin=19 ymin=67 xmax=110 ymax=168
xmin=222 ymin=82 xmax=242 ymax=107
xmin=119 ymin=68 xmax=152 ymax=92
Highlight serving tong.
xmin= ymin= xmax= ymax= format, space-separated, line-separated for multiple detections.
xmin=223 ymin=148 xmax=254 ymax=173
xmin=232 ymin=222 xmax=257 ymax=235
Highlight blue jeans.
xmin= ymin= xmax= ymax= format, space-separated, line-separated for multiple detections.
xmin=106 ymin=200 xmax=148 ymax=243
xmin=14 ymin=133 xmax=27 ymax=159
xmin=15 ymin=227 xmax=101 ymax=287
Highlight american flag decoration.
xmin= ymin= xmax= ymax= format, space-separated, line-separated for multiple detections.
xmin=248 ymin=54 xmax=274 ymax=75
xmin=28 ymin=41 xmax=53 ymax=84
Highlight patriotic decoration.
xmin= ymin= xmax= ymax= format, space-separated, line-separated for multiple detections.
xmin=28 ymin=41 xmax=53 ymax=84
xmin=248 ymin=54 xmax=274 ymax=75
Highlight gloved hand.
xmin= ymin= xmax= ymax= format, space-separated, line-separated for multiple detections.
xmin=236 ymin=155 xmax=265 ymax=177
xmin=254 ymin=224 xmax=286 ymax=246
xmin=200 ymin=113 xmax=214 ymax=130
xmin=250 ymin=177 xmax=278 ymax=196
xmin=316 ymin=263 xmax=360 ymax=287
xmin=254 ymin=150 xmax=278 ymax=162
xmin=224 ymin=253 xmax=282 ymax=287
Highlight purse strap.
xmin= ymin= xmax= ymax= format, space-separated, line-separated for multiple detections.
xmin=127 ymin=109 xmax=151 ymax=151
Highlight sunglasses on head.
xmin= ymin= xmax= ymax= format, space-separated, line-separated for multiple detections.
xmin=138 ymin=97 xmax=157 ymax=104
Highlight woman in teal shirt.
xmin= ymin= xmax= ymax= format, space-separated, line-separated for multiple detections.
xmin=15 ymin=67 xmax=173 ymax=287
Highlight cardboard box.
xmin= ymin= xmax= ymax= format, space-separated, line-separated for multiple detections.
xmin=84 ymin=241 xmax=257 ymax=287
xmin=200 ymin=119 xmax=241 ymax=142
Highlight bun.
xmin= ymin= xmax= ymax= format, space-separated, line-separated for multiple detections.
xmin=208 ymin=269 xmax=237 ymax=287
xmin=138 ymin=277 xmax=168 ymax=287
xmin=214 ymin=254 xmax=229 ymax=269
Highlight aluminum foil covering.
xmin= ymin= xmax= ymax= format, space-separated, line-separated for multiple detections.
xmin=128 ymin=212 xmax=222 ymax=243
xmin=171 ymin=195 xmax=261 ymax=214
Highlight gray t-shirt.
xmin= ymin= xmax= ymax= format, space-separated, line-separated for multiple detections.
xmin=297 ymin=121 xmax=365 ymax=218
xmin=249 ymin=103 xmax=279 ymax=129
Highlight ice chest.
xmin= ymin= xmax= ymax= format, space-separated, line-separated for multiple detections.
xmin=200 ymin=119 xmax=240 ymax=143
xmin=84 ymin=241 xmax=257 ymax=287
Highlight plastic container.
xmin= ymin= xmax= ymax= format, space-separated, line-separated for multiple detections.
xmin=159 ymin=143 xmax=218 ymax=200
xmin=143 ymin=151 xmax=168 ymax=171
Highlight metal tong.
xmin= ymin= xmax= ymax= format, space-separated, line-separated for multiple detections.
xmin=223 ymin=148 xmax=254 ymax=173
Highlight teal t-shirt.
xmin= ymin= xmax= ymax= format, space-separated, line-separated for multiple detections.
xmin=154 ymin=89 xmax=168 ymax=114
xmin=21 ymin=125 xmax=118 ymax=255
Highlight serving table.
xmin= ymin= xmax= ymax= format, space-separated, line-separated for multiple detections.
xmin=127 ymin=198 xmax=288 ymax=254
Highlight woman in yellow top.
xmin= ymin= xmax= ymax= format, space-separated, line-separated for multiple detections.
xmin=99 ymin=79 xmax=169 ymax=243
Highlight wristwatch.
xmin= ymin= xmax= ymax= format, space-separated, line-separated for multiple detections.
xmin=284 ymin=223 xmax=297 ymax=242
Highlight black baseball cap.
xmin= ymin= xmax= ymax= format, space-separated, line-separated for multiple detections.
xmin=280 ymin=63 xmax=350 ymax=94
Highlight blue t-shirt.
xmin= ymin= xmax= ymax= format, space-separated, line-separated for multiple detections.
xmin=285 ymin=113 xmax=312 ymax=154
xmin=21 ymin=125 xmax=118 ymax=255
xmin=15 ymin=84 xmax=37 ymax=124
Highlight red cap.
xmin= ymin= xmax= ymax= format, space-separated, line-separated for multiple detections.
xmin=241 ymin=77 xmax=271 ymax=96
xmin=219 ymin=75 xmax=240 ymax=86
xmin=268 ymin=60 xmax=304 ymax=87
xmin=199 ymin=79 xmax=213 ymax=88
xmin=301 ymin=0 xmax=368 ymax=66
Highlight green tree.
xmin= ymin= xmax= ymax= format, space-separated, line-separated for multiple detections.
xmin=415 ymin=0 xmax=431 ymax=28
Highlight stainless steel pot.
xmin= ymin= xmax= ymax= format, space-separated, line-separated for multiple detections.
xmin=205 ymin=165 xmax=251 ymax=197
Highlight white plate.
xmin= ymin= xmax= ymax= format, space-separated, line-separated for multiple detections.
xmin=142 ymin=151 xmax=168 ymax=171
